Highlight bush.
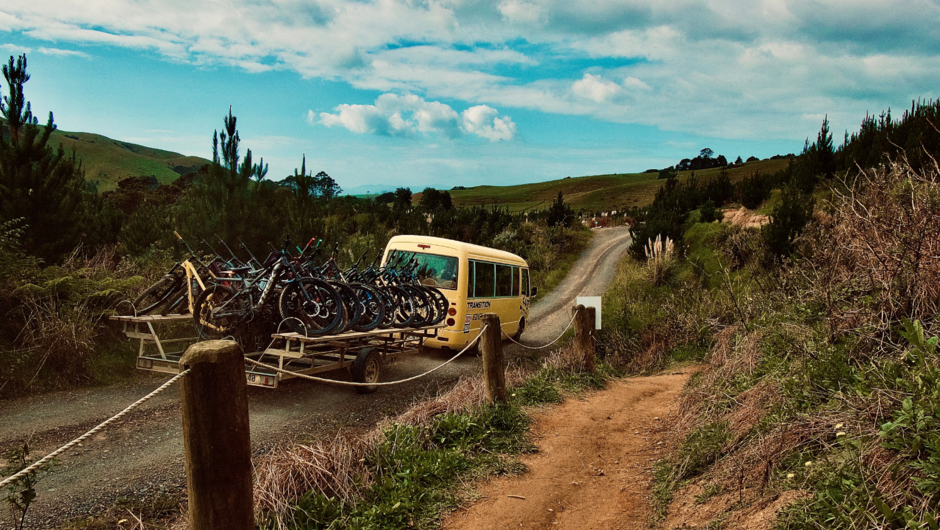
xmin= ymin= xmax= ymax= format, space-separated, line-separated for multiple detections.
xmin=762 ymin=185 xmax=814 ymax=258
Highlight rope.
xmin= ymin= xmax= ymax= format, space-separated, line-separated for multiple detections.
xmin=501 ymin=308 xmax=580 ymax=350
xmin=245 ymin=325 xmax=487 ymax=387
xmin=0 ymin=370 xmax=190 ymax=489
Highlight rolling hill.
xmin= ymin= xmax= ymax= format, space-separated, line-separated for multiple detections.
xmin=435 ymin=157 xmax=793 ymax=213
xmin=47 ymin=127 xmax=209 ymax=191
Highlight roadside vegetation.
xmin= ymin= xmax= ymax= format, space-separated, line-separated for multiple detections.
xmin=606 ymin=103 xmax=940 ymax=528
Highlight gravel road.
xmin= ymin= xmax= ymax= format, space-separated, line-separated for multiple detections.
xmin=0 ymin=226 xmax=632 ymax=528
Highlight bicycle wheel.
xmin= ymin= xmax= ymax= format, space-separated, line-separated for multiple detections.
xmin=403 ymin=285 xmax=431 ymax=327
xmin=330 ymin=281 xmax=361 ymax=333
xmin=193 ymin=284 xmax=246 ymax=339
xmin=278 ymin=278 xmax=345 ymax=336
xmin=349 ymin=283 xmax=385 ymax=332
xmin=133 ymin=274 xmax=180 ymax=315
xmin=376 ymin=287 xmax=397 ymax=330
xmin=388 ymin=286 xmax=416 ymax=328
xmin=422 ymin=286 xmax=449 ymax=325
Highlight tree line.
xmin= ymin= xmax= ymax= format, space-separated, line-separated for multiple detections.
xmin=0 ymin=54 xmax=580 ymax=273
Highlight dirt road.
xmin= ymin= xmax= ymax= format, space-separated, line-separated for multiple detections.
xmin=0 ymin=226 xmax=632 ymax=528
xmin=443 ymin=373 xmax=690 ymax=530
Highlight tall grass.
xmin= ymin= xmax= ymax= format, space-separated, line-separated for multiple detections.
xmin=649 ymin=155 xmax=940 ymax=529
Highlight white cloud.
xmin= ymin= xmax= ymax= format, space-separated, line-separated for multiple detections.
xmin=0 ymin=43 xmax=30 ymax=54
xmin=37 ymin=46 xmax=89 ymax=57
xmin=2 ymin=0 xmax=939 ymax=142
xmin=572 ymin=73 xmax=622 ymax=102
xmin=318 ymin=94 xmax=516 ymax=141
xmin=497 ymin=0 xmax=546 ymax=25
xmin=462 ymin=105 xmax=517 ymax=141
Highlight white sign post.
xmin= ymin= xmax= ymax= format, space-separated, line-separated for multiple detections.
xmin=575 ymin=296 xmax=602 ymax=330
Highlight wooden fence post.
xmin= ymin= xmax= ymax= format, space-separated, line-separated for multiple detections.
xmin=179 ymin=340 xmax=253 ymax=530
xmin=480 ymin=313 xmax=508 ymax=404
xmin=574 ymin=305 xmax=596 ymax=373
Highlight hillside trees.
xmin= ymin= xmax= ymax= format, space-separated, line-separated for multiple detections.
xmin=547 ymin=192 xmax=574 ymax=227
xmin=0 ymin=54 xmax=86 ymax=262
xmin=173 ymin=107 xmax=278 ymax=249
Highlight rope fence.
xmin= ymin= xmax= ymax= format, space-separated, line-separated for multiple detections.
xmin=0 ymin=369 xmax=190 ymax=489
xmin=1 ymin=306 xmax=585 ymax=487
xmin=501 ymin=307 xmax=580 ymax=350
xmin=245 ymin=325 xmax=488 ymax=387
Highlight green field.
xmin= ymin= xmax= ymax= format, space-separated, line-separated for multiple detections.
xmin=438 ymin=158 xmax=792 ymax=212
xmin=48 ymin=128 xmax=209 ymax=191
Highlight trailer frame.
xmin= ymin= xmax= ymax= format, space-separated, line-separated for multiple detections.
xmin=246 ymin=324 xmax=445 ymax=390
xmin=111 ymin=314 xmax=445 ymax=391
xmin=110 ymin=314 xmax=200 ymax=375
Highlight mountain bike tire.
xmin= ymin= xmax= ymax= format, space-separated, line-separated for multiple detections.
xmin=421 ymin=285 xmax=449 ymax=325
xmin=349 ymin=283 xmax=385 ymax=332
xmin=133 ymin=274 xmax=180 ymax=315
xmin=388 ymin=285 xmax=416 ymax=329
xmin=329 ymin=280 xmax=361 ymax=333
xmin=403 ymin=285 xmax=431 ymax=327
xmin=279 ymin=278 xmax=346 ymax=336
xmin=193 ymin=284 xmax=245 ymax=339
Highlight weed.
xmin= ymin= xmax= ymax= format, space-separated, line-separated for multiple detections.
xmin=695 ymin=482 xmax=723 ymax=504
xmin=1 ymin=443 xmax=55 ymax=530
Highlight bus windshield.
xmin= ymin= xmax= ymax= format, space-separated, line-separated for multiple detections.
xmin=388 ymin=250 xmax=459 ymax=290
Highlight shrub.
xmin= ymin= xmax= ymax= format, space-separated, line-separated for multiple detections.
xmin=644 ymin=234 xmax=676 ymax=287
xmin=762 ymin=185 xmax=814 ymax=258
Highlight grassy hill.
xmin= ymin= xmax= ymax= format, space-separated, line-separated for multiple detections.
xmin=438 ymin=157 xmax=792 ymax=213
xmin=47 ymin=127 xmax=209 ymax=191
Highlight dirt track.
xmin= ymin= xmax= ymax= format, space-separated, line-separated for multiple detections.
xmin=443 ymin=373 xmax=689 ymax=530
xmin=0 ymin=226 xmax=632 ymax=528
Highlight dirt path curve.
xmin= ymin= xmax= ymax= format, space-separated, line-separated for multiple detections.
xmin=0 ymin=226 xmax=632 ymax=528
xmin=443 ymin=372 xmax=690 ymax=530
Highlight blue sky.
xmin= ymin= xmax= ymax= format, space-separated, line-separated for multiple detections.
xmin=1 ymin=0 xmax=938 ymax=192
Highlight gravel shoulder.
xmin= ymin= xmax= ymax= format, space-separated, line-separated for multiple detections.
xmin=0 ymin=226 xmax=632 ymax=529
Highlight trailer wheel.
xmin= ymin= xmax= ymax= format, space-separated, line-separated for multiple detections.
xmin=352 ymin=348 xmax=382 ymax=394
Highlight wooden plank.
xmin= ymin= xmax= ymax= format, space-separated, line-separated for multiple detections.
xmin=110 ymin=314 xmax=193 ymax=323
xmin=262 ymin=348 xmax=305 ymax=360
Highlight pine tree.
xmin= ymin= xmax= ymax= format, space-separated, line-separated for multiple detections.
xmin=815 ymin=115 xmax=835 ymax=179
xmin=0 ymin=54 xmax=85 ymax=262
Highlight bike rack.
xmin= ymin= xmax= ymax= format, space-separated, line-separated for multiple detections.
xmin=109 ymin=314 xmax=200 ymax=375
xmin=246 ymin=323 xmax=446 ymax=389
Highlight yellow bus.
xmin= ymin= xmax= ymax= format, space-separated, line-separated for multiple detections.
xmin=382 ymin=235 xmax=536 ymax=351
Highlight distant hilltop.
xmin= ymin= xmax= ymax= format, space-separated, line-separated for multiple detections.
xmin=0 ymin=119 xmax=210 ymax=192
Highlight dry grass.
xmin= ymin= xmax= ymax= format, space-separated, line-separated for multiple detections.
xmin=251 ymin=372 xmax=510 ymax=529
xmin=801 ymin=154 xmax=940 ymax=343
xmin=656 ymin=155 xmax=940 ymax=527
xmin=253 ymin=434 xmax=371 ymax=529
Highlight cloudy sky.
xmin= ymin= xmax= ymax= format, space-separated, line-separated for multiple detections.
xmin=1 ymin=0 xmax=937 ymax=192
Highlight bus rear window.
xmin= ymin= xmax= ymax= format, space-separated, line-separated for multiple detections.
xmin=388 ymin=250 xmax=459 ymax=290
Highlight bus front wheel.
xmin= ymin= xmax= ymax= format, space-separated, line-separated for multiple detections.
xmin=513 ymin=317 xmax=526 ymax=341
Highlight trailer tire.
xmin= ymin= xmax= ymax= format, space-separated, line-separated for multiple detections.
xmin=352 ymin=348 xmax=382 ymax=394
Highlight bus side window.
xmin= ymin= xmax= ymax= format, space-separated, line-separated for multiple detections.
xmin=496 ymin=265 xmax=513 ymax=297
xmin=473 ymin=261 xmax=495 ymax=298
xmin=521 ymin=269 xmax=530 ymax=297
